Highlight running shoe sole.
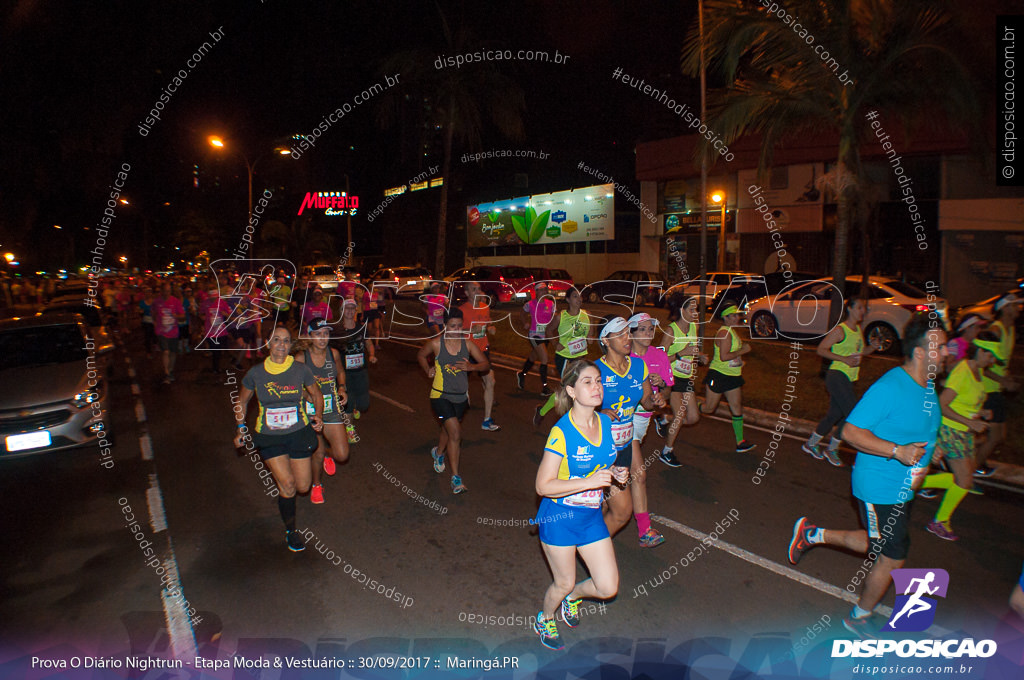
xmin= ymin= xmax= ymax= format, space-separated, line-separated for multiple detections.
xmin=452 ymin=478 xmax=467 ymax=494
xmin=822 ymin=448 xmax=844 ymax=467
xmin=735 ymin=441 xmax=756 ymax=453
xmin=431 ymin=447 xmax=445 ymax=473
xmin=788 ymin=516 xmax=813 ymax=565
xmin=842 ymin=615 xmax=879 ymax=640
xmin=481 ymin=421 xmax=501 ymax=431
xmin=311 ymin=485 xmax=324 ymax=505
xmin=926 ymin=520 xmax=959 ymax=541
xmin=658 ymin=451 xmax=683 ymax=468
xmin=801 ymin=443 xmax=824 ymax=460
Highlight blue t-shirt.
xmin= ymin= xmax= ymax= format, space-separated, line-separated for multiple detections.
xmin=544 ymin=411 xmax=616 ymax=508
xmin=597 ymin=355 xmax=648 ymax=451
xmin=848 ymin=367 xmax=941 ymax=504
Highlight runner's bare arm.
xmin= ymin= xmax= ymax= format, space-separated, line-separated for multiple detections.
xmin=332 ymin=348 xmax=348 ymax=406
xmin=840 ymin=422 xmax=925 ymax=466
xmin=466 ymin=341 xmax=490 ymax=373
xmin=417 ymin=338 xmax=438 ymax=378
xmin=815 ymin=325 xmax=846 ymax=362
xmin=232 ymin=386 xmax=255 ymax=447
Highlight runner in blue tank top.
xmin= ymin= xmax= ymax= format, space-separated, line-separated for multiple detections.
xmin=532 ymin=359 xmax=628 ymax=651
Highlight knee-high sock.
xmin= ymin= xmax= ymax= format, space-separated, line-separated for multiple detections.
xmin=520 ymin=359 xmax=534 ymax=375
xmin=935 ymin=483 xmax=970 ymax=525
xmin=539 ymin=363 xmax=549 ymax=386
xmin=635 ymin=512 xmax=651 ymax=537
xmin=731 ymin=415 xmax=744 ymax=444
xmin=539 ymin=392 xmax=557 ymax=416
xmin=922 ymin=472 xmax=955 ymax=489
xmin=278 ymin=495 xmax=297 ymax=532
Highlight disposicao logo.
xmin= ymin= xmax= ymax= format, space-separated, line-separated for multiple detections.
xmin=886 ymin=568 xmax=948 ymax=632
xmin=831 ymin=568 xmax=998 ymax=659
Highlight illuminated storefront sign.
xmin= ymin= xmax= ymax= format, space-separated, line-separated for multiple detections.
xmin=297 ymin=191 xmax=359 ymax=216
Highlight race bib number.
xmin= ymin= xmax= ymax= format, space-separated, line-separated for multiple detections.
xmin=567 ymin=337 xmax=587 ymax=355
xmin=728 ymin=358 xmax=743 ymax=368
xmin=346 ymin=353 xmax=364 ymax=370
xmin=307 ymin=394 xmax=333 ymax=415
xmin=563 ymin=488 xmax=603 ymax=508
xmin=611 ymin=420 xmax=633 ymax=448
xmin=160 ymin=309 xmax=175 ymax=330
xmin=266 ymin=406 xmax=299 ymax=430
xmin=673 ymin=357 xmax=693 ymax=375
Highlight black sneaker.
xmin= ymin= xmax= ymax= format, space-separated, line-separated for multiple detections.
xmin=516 ymin=371 xmax=526 ymax=390
xmin=974 ymin=464 xmax=995 ymax=477
xmin=532 ymin=405 xmax=544 ymax=428
xmin=286 ymin=530 xmax=305 ymax=552
xmin=658 ymin=449 xmax=683 ymax=468
xmin=653 ymin=416 xmax=668 ymax=438
xmin=735 ymin=439 xmax=756 ymax=453
xmin=540 ymin=384 xmax=553 ymax=397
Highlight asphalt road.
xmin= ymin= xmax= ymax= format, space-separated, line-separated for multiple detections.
xmin=1 ymin=328 xmax=1023 ymax=679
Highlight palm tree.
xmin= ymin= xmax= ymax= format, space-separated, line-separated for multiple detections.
xmin=377 ymin=4 xmax=525 ymax=277
xmin=681 ymin=0 xmax=979 ymax=321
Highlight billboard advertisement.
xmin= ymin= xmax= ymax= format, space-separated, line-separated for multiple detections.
xmin=466 ymin=183 xmax=615 ymax=248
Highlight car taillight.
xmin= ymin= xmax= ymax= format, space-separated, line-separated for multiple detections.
xmin=900 ymin=303 xmax=929 ymax=312
xmin=499 ymin=274 xmax=505 ymax=282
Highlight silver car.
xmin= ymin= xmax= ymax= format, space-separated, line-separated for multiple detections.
xmin=0 ymin=314 xmax=113 ymax=457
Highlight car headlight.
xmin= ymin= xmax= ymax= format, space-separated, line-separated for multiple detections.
xmin=73 ymin=382 xmax=102 ymax=408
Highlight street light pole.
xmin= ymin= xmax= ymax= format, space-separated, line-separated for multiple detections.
xmin=711 ymin=191 xmax=726 ymax=271
xmin=698 ymin=0 xmax=709 ymax=337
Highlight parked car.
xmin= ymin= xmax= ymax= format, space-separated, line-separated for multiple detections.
xmin=368 ymin=267 xmax=433 ymax=296
xmin=707 ymin=271 xmax=823 ymax=317
xmin=450 ymin=265 xmax=535 ymax=306
xmin=300 ymin=264 xmax=342 ymax=292
xmin=527 ymin=267 xmax=574 ymax=298
xmin=38 ymin=301 xmax=115 ymax=347
xmin=952 ymin=278 xmax=1024 ymax=341
xmin=671 ymin=271 xmax=752 ymax=310
xmin=743 ymin=275 xmax=949 ymax=353
xmin=584 ymin=271 xmax=664 ymax=306
xmin=0 ymin=314 xmax=113 ymax=457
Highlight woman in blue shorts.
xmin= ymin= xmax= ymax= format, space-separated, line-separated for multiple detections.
xmin=533 ymin=359 xmax=629 ymax=651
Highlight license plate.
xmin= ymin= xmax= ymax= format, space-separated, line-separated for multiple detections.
xmin=6 ymin=431 xmax=52 ymax=452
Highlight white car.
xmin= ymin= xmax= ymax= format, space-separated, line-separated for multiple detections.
xmin=301 ymin=264 xmax=341 ymax=292
xmin=743 ymin=276 xmax=949 ymax=353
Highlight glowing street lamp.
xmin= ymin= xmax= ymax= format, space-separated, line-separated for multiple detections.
xmin=3 ymin=252 xmax=14 ymax=263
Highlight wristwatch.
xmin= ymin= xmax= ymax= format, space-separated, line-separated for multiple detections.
xmin=890 ymin=444 xmax=899 ymax=458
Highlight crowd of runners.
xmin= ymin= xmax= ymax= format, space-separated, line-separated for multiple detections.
xmin=18 ymin=271 xmax=1021 ymax=651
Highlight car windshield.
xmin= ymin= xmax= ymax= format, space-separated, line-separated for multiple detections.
xmin=549 ymin=269 xmax=570 ymax=279
xmin=310 ymin=266 xmax=336 ymax=277
xmin=884 ymin=281 xmax=927 ymax=299
xmin=0 ymin=324 xmax=88 ymax=370
xmin=504 ymin=267 xmax=531 ymax=278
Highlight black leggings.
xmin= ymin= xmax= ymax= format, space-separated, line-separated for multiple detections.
xmin=815 ymin=370 xmax=857 ymax=437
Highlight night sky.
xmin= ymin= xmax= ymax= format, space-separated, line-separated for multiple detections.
xmin=0 ymin=0 xmax=1003 ymax=272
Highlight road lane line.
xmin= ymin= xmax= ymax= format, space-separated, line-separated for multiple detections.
xmin=651 ymin=513 xmax=952 ymax=637
xmin=139 ymin=433 xmax=153 ymax=461
xmin=146 ymin=473 xmax=168 ymax=533
xmin=123 ymin=354 xmax=196 ymax=658
xmin=369 ymin=390 xmax=415 ymax=413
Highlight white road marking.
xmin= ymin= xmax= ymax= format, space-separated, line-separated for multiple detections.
xmin=146 ymin=474 xmax=168 ymax=533
xmin=159 ymin=549 xmax=198 ymax=660
xmin=651 ymin=513 xmax=952 ymax=637
xmin=139 ymin=433 xmax=153 ymax=461
xmin=131 ymin=383 xmax=140 ymax=396
xmin=135 ymin=402 xmax=147 ymax=423
xmin=369 ymin=390 xmax=415 ymax=413
xmin=127 ymin=367 xmax=137 ymax=378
